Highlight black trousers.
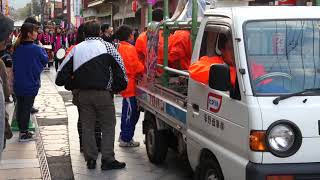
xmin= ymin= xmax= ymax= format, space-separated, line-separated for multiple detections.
xmin=16 ymin=96 xmax=35 ymax=132
xmin=54 ymin=57 xmax=61 ymax=72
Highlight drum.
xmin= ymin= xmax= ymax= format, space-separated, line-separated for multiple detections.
xmin=56 ymin=48 xmax=66 ymax=60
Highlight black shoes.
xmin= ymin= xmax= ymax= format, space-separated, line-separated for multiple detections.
xmin=101 ymin=160 xmax=126 ymax=170
xmin=19 ymin=131 xmax=34 ymax=142
xmin=87 ymin=160 xmax=96 ymax=169
xmin=86 ymin=159 xmax=126 ymax=170
xmin=31 ymin=107 xmax=39 ymax=114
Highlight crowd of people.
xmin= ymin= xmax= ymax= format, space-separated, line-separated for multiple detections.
xmin=0 ymin=6 xmax=200 ymax=171
xmin=0 ymin=9 xmax=161 ymax=170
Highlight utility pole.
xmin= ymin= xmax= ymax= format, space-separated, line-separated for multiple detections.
xmin=40 ymin=0 xmax=45 ymax=23
xmin=31 ymin=0 xmax=33 ymax=16
xmin=110 ymin=2 xmax=113 ymax=27
xmin=54 ymin=0 xmax=56 ymax=20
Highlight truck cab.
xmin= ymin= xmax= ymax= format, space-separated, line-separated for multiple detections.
xmin=137 ymin=5 xmax=320 ymax=180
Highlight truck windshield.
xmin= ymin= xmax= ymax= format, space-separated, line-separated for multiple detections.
xmin=244 ymin=20 xmax=320 ymax=95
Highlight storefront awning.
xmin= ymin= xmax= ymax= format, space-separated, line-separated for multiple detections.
xmin=113 ymin=0 xmax=139 ymax=20
xmin=83 ymin=8 xmax=97 ymax=18
xmin=88 ymin=0 xmax=104 ymax=8
xmin=113 ymin=11 xmax=135 ymax=20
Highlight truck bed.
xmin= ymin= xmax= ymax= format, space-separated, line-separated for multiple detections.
xmin=137 ymin=78 xmax=188 ymax=132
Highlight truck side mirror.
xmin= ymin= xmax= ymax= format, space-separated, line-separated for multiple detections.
xmin=209 ymin=64 xmax=231 ymax=91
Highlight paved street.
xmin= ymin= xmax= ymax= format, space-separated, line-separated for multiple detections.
xmin=44 ymin=69 xmax=193 ymax=180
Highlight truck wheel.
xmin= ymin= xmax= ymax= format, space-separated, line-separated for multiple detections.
xmin=196 ymin=157 xmax=224 ymax=180
xmin=145 ymin=119 xmax=168 ymax=164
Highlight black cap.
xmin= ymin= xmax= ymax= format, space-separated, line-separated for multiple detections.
xmin=0 ymin=14 xmax=14 ymax=42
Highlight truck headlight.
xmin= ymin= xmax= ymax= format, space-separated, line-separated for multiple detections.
xmin=266 ymin=121 xmax=302 ymax=158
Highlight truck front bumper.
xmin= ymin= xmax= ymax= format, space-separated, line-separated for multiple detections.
xmin=246 ymin=162 xmax=320 ymax=180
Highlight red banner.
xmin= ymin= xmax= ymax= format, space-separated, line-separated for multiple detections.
xmin=278 ymin=0 xmax=296 ymax=5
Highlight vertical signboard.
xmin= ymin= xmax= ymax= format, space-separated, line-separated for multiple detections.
xmin=51 ymin=2 xmax=54 ymax=19
xmin=74 ymin=0 xmax=81 ymax=16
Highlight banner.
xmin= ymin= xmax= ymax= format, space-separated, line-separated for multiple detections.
xmin=74 ymin=0 xmax=81 ymax=16
xmin=139 ymin=22 xmax=160 ymax=89
xmin=1 ymin=0 xmax=9 ymax=15
xmin=51 ymin=2 xmax=54 ymax=18
xmin=5 ymin=0 xmax=8 ymax=15
xmin=278 ymin=0 xmax=296 ymax=5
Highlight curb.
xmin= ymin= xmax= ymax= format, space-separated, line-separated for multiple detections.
xmin=33 ymin=115 xmax=52 ymax=180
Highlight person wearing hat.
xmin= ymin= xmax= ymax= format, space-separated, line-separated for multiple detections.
xmin=0 ymin=14 xmax=13 ymax=160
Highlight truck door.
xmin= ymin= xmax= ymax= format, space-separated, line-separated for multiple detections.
xmin=187 ymin=20 xmax=249 ymax=179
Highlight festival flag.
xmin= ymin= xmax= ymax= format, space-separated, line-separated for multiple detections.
xmin=5 ymin=0 xmax=8 ymax=15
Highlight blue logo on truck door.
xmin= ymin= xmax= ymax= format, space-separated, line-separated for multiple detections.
xmin=207 ymin=93 xmax=222 ymax=113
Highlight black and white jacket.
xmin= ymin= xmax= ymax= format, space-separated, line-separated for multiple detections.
xmin=55 ymin=37 xmax=128 ymax=93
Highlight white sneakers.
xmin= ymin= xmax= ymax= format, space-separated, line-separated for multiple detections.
xmin=119 ymin=138 xmax=140 ymax=147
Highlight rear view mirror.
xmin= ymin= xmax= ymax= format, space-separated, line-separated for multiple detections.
xmin=209 ymin=64 xmax=231 ymax=91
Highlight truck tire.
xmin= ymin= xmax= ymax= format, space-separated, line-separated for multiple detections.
xmin=145 ymin=116 xmax=168 ymax=164
xmin=195 ymin=157 xmax=224 ymax=180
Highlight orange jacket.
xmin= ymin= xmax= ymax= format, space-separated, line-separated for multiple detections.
xmin=119 ymin=41 xmax=145 ymax=97
xmin=135 ymin=31 xmax=147 ymax=62
xmin=168 ymin=30 xmax=192 ymax=70
xmin=250 ymin=61 xmax=272 ymax=85
xmin=189 ymin=56 xmax=236 ymax=86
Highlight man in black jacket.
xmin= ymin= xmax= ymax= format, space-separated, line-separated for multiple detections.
xmin=56 ymin=20 xmax=128 ymax=170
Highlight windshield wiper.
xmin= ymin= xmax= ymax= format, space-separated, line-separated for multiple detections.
xmin=273 ymin=88 xmax=320 ymax=105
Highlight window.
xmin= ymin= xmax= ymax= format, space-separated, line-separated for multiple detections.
xmin=244 ymin=20 xmax=320 ymax=95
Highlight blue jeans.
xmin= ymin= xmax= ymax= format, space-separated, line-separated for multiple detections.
xmin=120 ymin=97 xmax=140 ymax=142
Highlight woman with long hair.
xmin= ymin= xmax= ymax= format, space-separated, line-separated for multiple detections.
xmin=13 ymin=23 xmax=48 ymax=141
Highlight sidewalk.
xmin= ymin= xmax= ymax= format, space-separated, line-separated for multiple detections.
xmin=0 ymin=104 xmax=42 ymax=180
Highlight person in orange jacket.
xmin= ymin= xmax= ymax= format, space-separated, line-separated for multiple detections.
xmin=116 ymin=25 xmax=145 ymax=147
xmin=168 ymin=30 xmax=192 ymax=70
xmin=135 ymin=30 xmax=147 ymax=62
xmin=189 ymin=33 xmax=237 ymax=86
xmin=189 ymin=32 xmax=274 ymax=91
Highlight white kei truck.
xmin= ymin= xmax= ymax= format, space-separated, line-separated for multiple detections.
xmin=136 ymin=2 xmax=320 ymax=180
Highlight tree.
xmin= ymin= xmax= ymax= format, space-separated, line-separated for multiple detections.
xmin=31 ymin=0 xmax=41 ymax=16
xmin=18 ymin=3 xmax=32 ymax=19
